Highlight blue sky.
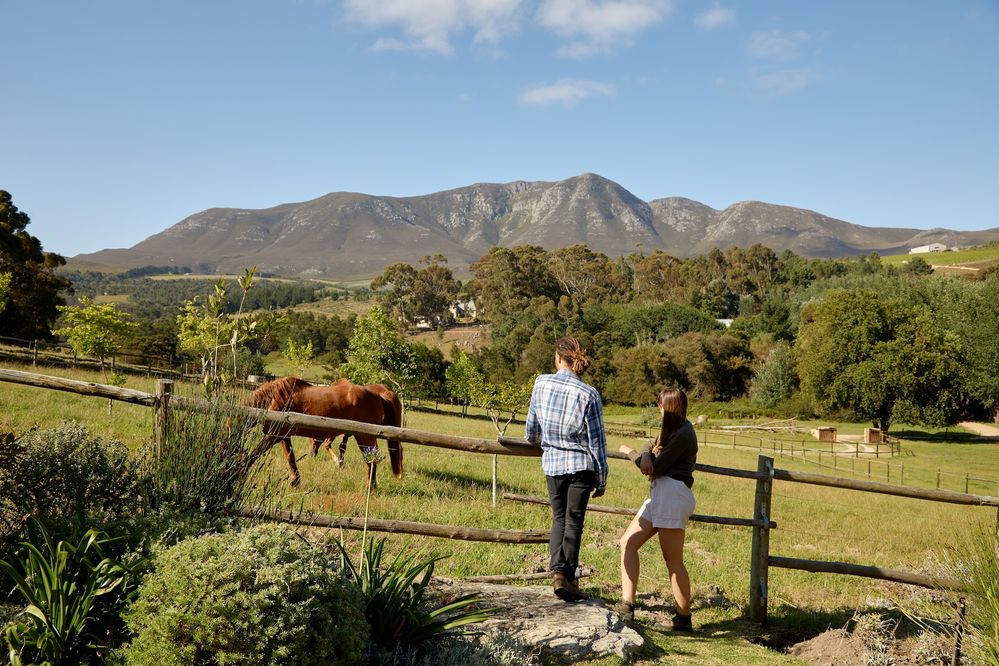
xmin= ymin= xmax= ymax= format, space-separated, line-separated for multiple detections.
xmin=3 ymin=1 xmax=998 ymax=257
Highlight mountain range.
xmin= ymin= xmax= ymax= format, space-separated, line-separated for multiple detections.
xmin=72 ymin=173 xmax=999 ymax=279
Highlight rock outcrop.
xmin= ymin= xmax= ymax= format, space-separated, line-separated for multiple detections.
xmin=432 ymin=578 xmax=643 ymax=661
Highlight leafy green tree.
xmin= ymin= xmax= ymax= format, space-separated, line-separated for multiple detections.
xmin=371 ymin=262 xmax=418 ymax=325
xmin=467 ymin=245 xmax=560 ymax=325
xmin=0 ymin=272 xmax=10 ymax=315
xmin=445 ymin=351 xmax=533 ymax=505
xmin=445 ymin=351 xmax=479 ymax=415
xmin=903 ymin=256 xmax=934 ymax=275
xmin=632 ymin=251 xmax=692 ymax=304
xmin=337 ymin=305 xmax=417 ymax=392
xmin=925 ymin=277 xmax=999 ymax=422
xmin=749 ymin=342 xmax=799 ymax=408
xmin=0 ymin=191 xmax=72 ymax=339
xmin=445 ymin=351 xmax=533 ymax=435
xmin=52 ymin=297 xmax=137 ymax=382
xmin=371 ymin=255 xmax=460 ymax=328
xmin=410 ymin=255 xmax=460 ymax=327
xmin=605 ymin=343 xmax=681 ymax=405
xmin=283 ymin=338 xmax=315 ymax=378
xmin=176 ymin=268 xmax=260 ymax=395
xmin=795 ymin=289 xmax=963 ymax=432
xmin=546 ymin=244 xmax=629 ymax=308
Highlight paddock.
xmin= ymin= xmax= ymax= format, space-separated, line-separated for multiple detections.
xmin=2 ymin=367 xmax=997 ymax=628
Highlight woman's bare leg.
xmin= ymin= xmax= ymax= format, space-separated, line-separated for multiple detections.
xmin=657 ymin=528 xmax=691 ymax=614
xmin=619 ymin=514 xmax=658 ymax=603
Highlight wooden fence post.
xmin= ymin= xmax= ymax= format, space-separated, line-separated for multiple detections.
xmin=749 ymin=455 xmax=774 ymax=625
xmin=154 ymin=379 xmax=173 ymax=461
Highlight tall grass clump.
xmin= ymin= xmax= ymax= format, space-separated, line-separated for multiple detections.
xmin=146 ymin=395 xmax=270 ymax=515
xmin=954 ymin=526 xmax=999 ymax=664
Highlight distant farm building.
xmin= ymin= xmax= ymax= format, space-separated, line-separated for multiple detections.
xmin=909 ymin=243 xmax=947 ymax=254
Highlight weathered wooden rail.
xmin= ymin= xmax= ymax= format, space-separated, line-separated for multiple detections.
xmin=2 ymin=367 xmax=998 ymax=627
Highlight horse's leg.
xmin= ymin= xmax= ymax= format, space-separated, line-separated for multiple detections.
xmin=336 ymin=435 xmax=350 ymax=467
xmin=279 ymin=436 xmax=301 ymax=487
xmin=308 ymin=438 xmax=321 ymax=457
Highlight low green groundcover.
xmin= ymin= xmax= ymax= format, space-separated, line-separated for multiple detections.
xmin=121 ymin=524 xmax=367 ymax=666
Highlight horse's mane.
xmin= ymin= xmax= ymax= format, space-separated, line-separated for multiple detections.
xmin=244 ymin=376 xmax=312 ymax=409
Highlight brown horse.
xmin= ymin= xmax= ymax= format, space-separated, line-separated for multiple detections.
xmin=308 ymin=380 xmax=403 ymax=468
xmin=244 ymin=376 xmax=403 ymax=487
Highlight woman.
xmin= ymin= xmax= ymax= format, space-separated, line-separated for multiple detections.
xmin=525 ymin=335 xmax=609 ymax=603
xmin=616 ymin=387 xmax=697 ymax=631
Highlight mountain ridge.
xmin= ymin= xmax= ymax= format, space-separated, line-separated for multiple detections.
xmin=72 ymin=173 xmax=999 ymax=279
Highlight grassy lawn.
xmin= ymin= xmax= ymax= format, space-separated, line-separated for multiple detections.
xmin=1 ymin=362 xmax=996 ymax=664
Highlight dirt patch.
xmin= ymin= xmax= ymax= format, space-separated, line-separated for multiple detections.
xmin=787 ymin=613 xmax=954 ymax=666
xmin=789 ymin=628 xmax=869 ymax=665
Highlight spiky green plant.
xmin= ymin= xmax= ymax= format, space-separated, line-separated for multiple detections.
xmin=337 ymin=537 xmax=498 ymax=649
xmin=0 ymin=519 xmax=140 ymax=666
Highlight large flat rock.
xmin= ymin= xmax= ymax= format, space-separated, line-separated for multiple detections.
xmin=433 ymin=579 xmax=643 ymax=661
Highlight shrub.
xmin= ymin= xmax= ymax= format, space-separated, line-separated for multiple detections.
xmin=0 ymin=422 xmax=143 ymax=544
xmin=1 ymin=519 xmax=141 ymax=666
xmin=121 ymin=524 xmax=367 ymax=666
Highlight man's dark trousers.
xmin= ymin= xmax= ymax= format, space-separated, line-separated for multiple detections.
xmin=546 ymin=470 xmax=595 ymax=581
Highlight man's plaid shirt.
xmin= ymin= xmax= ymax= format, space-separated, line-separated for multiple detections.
xmin=524 ymin=368 xmax=609 ymax=491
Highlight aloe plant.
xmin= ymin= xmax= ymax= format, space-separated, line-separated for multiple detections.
xmin=337 ymin=537 xmax=499 ymax=649
xmin=0 ymin=519 xmax=140 ymax=666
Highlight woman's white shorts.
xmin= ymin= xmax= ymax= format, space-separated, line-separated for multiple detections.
xmin=637 ymin=476 xmax=696 ymax=529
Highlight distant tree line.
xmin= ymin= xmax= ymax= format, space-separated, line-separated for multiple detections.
xmin=3 ymin=187 xmax=998 ymax=430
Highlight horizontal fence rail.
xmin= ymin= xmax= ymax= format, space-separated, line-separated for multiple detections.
xmin=0 ymin=367 xmax=159 ymax=406
xmin=502 ymin=492 xmax=776 ymax=530
xmin=772 ymin=467 xmax=999 ymax=508
xmin=768 ymin=556 xmax=966 ymax=592
xmin=231 ymin=507 xmax=550 ymax=544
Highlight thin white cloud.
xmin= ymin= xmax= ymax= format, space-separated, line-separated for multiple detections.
xmin=537 ymin=0 xmax=672 ymax=57
xmin=695 ymin=6 xmax=734 ymax=29
xmin=519 ymin=79 xmax=616 ymax=106
xmin=344 ymin=0 xmax=522 ymax=54
xmin=748 ymin=29 xmax=811 ymax=60
xmin=752 ymin=67 xmax=817 ymax=95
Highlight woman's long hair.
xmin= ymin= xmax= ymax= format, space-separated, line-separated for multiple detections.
xmin=555 ymin=335 xmax=591 ymax=375
xmin=657 ymin=387 xmax=688 ymax=441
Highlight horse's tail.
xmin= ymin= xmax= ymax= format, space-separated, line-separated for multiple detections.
xmin=381 ymin=392 xmax=404 ymax=479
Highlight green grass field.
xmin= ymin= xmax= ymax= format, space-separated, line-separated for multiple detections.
xmin=2 ymin=362 xmax=996 ymax=664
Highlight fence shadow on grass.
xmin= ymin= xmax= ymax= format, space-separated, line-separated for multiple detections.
xmin=416 ymin=467 xmax=536 ymax=497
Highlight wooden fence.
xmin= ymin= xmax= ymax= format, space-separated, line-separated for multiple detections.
xmin=2 ymin=367 xmax=998 ymax=627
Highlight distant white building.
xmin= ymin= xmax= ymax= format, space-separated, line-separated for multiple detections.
xmin=909 ymin=243 xmax=947 ymax=254
xmin=449 ymin=298 xmax=477 ymax=320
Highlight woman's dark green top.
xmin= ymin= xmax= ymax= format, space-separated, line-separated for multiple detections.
xmin=633 ymin=420 xmax=698 ymax=488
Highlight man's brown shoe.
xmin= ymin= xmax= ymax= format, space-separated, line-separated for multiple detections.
xmin=552 ymin=572 xmax=588 ymax=602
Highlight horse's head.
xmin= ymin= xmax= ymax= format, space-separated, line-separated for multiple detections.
xmin=244 ymin=376 xmax=309 ymax=410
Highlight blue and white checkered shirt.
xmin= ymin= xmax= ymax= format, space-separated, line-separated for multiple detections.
xmin=525 ymin=369 xmax=609 ymax=491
